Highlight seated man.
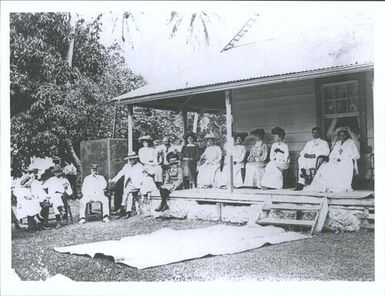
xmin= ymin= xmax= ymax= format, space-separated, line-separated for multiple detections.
xmin=43 ymin=165 xmax=73 ymax=228
xmin=295 ymin=127 xmax=330 ymax=190
xmin=78 ymin=164 xmax=110 ymax=224
xmin=156 ymin=157 xmax=183 ymax=212
xmin=305 ymin=128 xmax=360 ymax=193
xmin=109 ymin=152 xmax=144 ymax=219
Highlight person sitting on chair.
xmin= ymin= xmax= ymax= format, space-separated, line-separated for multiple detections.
xmin=13 ymin=175 xmax=42 ymax=232
xmin=244 ymin=129 xmax=269 ymax=188
xmin=156 ymin=157 xmax=183 ymax=212
xmin=305 ymin=128 xmax=360 ymax=193
xmin=109 ymin=152 xmax=144 ymax=219
xmin=43 ymin=165 xmax=73 ymax=228
xmin=294 ymin=127 xmax=330 ymax=191
xmin=139 ymin=135 xmax=164 ymax=187
xmin=261 ymin=127 xmax=290 ymax=190
xmin=78 ymin=164 xmax=110 ymax=224
xmin=28 ymin=167 xmax=51 ymax=230
xmin=215 ymin=132 xmax=248 ymax=188
xmin=197 ymin=133 xmax=222 ymax=188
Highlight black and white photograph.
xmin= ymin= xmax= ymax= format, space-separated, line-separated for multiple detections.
xmin=1 ymin=1 xmax=385 ymax=295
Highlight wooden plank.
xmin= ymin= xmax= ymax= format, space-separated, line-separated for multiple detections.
xmin=328 ymin=199 xmax=374 ymax=207
xmin=257 ymin=217 xmax=314 ymax=227
xmin=127 ymin=105 xmax=133 ymax=152
xmin=367 ymin=213 xmax=375 ymax=220
xmin=313 ymin=197 xmax=328 ymax=233
xmin=263 ymin=204 xmax=320 ymax=211
xmin=360 ymin=222 xmax=374 ymax=230
xmin=225 ymin=90 xmax=234 ymax=192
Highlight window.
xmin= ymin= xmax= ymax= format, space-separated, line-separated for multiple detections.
xmin=321 ymin=80 xmax=361 ymax=143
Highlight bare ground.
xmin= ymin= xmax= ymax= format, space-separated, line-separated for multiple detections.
xmin=11 ymin=201 xmax=374 ymax=282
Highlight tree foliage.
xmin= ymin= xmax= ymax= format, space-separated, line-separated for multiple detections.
xmin=10 ymin=12 xmax=226 ymax=177
xmin=10 ymin=13 xmax=143 ymax=175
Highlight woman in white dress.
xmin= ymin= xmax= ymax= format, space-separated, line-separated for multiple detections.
xmin=244 ymin=129 xmax=268 ymax=188
xmin=13 ymin=175 xmax=42 ymax=231
xmin=216 ymin=132 xmax=247 ymax=188
xmin=305 ymin=128 xmax=360 ymax=193
xmin=138 ymin=135 xmax=163 ymax=186
xmin=261 ymin=127 xmax=290 ymax=189
xmin=197 ymin=133 xmax=222 ymax=188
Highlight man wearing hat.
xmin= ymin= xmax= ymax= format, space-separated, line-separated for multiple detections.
xmin=216 ymin=132 xmax=247 ymax=188
xmin=29 ymin=167 xmax=51 ymax=230
xmin=138 ymin=135 xmax=164 ymax=187
xmin=261 ymin=127 xmax=290 ymax=189
xmin=156 ymin=156 xmax=183 ymax=212
xmin=244 ymin=129 xmax=268 ymax=188
xmin=109 ymin=152 xmax=144 ymax=218
xmin=43 ymin=165 xmax=73 ymax=228
xmin=197 ymin=133 xmax=222 ymax=188
xmin=78 ymin=164 xmax=110 ymax=224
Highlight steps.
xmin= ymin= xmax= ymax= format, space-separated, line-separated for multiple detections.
xmin=256 ymin=197 xmax=328 ymax=235
xmin=361 ymin=207 xmax=374 ymax=230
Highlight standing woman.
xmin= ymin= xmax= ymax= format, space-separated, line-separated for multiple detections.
xmin=179 ymin=132 xmax=200 ymax=189
xmin=305 ymin=128 xmax=360 ymax=193
xmin=138 ymin=135 xmax=163 ymax=187
xmin=216 ymin=132 xmax=247 ymax=188
xmin=197 ymin=133 xmax=222 ymax=188
xmin=244 ymin=129 xmax=268 ymax=188
xmin=261 ymin=127 xmax=290 ymax=189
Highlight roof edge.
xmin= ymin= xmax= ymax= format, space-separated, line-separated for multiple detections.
xmin=112 ymin=62 xmax=374 ymax=106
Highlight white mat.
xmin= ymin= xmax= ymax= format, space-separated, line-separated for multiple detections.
xmin=54 ymin=225 xmax=308 ymax=269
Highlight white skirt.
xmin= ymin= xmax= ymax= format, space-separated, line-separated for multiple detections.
xmin=260 ymin=160 xmax=290 ymax=189
xmin=305 ymin=159 xmax=354 ymax=193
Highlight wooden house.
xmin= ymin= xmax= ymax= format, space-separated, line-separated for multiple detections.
xmin=110 ymin=12 xmax=374 ymax=231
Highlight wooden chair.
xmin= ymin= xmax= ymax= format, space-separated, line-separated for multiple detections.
xmin=85 ymin=201 xmax=103 ymax=222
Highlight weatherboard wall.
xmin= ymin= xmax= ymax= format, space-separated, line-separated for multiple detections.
xmin=232 ymin=78 xmax=317 ymax=178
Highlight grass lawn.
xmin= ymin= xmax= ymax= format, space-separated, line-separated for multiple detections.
xmin=12 ymin=200 xmax=374 ymax=281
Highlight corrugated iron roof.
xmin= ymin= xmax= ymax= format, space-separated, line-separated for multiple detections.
xmin=112 ymin=13 xmax=373 ymax=103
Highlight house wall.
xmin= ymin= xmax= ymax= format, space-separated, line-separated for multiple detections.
xmin=232 ymin=71 xmax=374 ymax=185
xmin=232 ymin=79 xmax=317 ymax=184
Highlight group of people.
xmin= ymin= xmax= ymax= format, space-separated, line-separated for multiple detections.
xmin=12 ymin=126 xmax=360 ymax=231
xmin=13 ymin=165 xmax=74 ymax=231
xmin=176 ymin=126 xmax=360 ymax=193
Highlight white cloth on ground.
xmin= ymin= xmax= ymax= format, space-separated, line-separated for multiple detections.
xmin=54 ymin=224 xmax=308 ymax=269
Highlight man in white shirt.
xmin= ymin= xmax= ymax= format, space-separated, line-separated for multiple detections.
xmin=78 ymin=164 xmax=110 ymax=224
xmin=109 ymin=152 xmax=144 ymax=219
xmin=295 ymin=127 xmax=330 ymax=190
xmin=43 ymin=165 xmax=73 ymax=228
